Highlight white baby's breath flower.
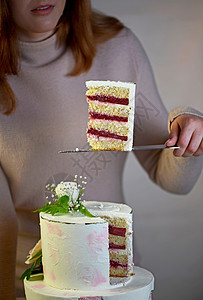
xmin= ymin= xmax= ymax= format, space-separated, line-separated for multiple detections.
xmin=55 ymin=181 xmax=79 ymax=203
xmin=69 ymin=201 xmax=74 ymax=208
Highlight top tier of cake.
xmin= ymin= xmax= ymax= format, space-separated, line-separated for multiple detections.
xmin=86 ymin=80 xmax=136 ymax=151
xmin=40 ymin=201 xmax=133 ymax=291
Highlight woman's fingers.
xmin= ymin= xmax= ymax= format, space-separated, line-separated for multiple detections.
xmin=166 ymin=114 xmax=203 ymax=157
xmin=181 ymin=130 xmax=202 ymax=157
xmin=173 ymin=119 xmax=195 ymax=157
xmin=165 ymin=121 xmax=179 ymax=147
xmin=193 ymin=138 xmax=203 ymax=156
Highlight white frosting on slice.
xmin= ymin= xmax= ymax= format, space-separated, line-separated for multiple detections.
xmin=86 ymin=80 xmax=135 ymax=90
xmin=126 ymin=82 xmax=136 ymax=151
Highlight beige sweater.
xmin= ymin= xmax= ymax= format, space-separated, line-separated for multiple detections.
xmin=0 ymin=28 xmax=202 ymax=299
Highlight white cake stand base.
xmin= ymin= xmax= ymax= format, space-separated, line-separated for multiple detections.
xmin=24 ymin=266 xmax=154 ymax=300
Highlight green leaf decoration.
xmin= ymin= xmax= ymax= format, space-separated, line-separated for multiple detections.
xmin=31 ymin=249 xmax=42 ymax=261
xmin=34 ymin=196 xmax=70 ymax=216
xmin=33 ymin=184 xmax=95 ymax=217
xmin=20 ymin=254 xmax=43 ymax=281
xmin=28 ymin=273 xmax=44 ymax=281
xmin=78 ymin=203 xmax=95 ymax=217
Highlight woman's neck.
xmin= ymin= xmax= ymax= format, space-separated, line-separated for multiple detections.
xmin=17 ymin=29 xmax=56 ymax=43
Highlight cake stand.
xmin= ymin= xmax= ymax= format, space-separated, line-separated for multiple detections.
xmin=24 ymin=266 xmax=154 ymax=300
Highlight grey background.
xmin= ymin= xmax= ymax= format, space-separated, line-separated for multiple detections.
xmin=92 ymin=1 xmax=203 ymax=300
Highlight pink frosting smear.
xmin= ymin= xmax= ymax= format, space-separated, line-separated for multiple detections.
xmin=32 ymin=284 xmax=46 ymax=289
xmin=46 ymin=222 xmax=64 ymax=237
xmin=92 ymin=269 xmax=107 ymax=287
xmin=50 ymin=270 xmax=56 ymax=281
xmin=87 ymin=228 xmax=108 ymax=258
xmin=50 ymin=250 xmax=57 ymax=265
xmin=79 ymin=298 xmax=103 ymax=300
xmin=47 ymin=223 xmax=63 ymax=236
xmin=87 ymin=228 xmax=108 ymax=245
xmin=42 ymin=263 xmax=46 ymax=275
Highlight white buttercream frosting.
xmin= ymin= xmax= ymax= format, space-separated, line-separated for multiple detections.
xmin=40 ymin=212 xmax=110 ymax=290
xmin=40 ymin=212 xmax=105 ymax=224
xmin=24 ymin=266 xmax=154 ymax=300
xmin=83 ymin=201 xmax=132 ymax=218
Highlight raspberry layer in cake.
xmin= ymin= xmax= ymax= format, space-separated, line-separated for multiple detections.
xmin=86 ymin=80 xmax=136 ymax=151
xmin=84 ymin=201 xmax=133 ymax=277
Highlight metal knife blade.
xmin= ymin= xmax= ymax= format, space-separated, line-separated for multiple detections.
xmin=132 ymin=144 xmax=179 ymax=151
xmin=58 ymin=144 xmax=179 ymax=153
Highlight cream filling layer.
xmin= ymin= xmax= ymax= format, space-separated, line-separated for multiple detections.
xmin=88 ymin=100 xmax=130 ymax=117
xmin=88 ymin=119 xmax=129 ymax=136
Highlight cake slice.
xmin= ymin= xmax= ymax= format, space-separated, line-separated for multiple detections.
xmin=86 ymin=80 xmax=136 ymax=151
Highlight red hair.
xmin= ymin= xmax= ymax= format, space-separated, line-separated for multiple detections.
xmin=0 ymin=0 xmax=124 ymax=114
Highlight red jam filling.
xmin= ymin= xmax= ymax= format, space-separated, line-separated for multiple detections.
xmin=109 ymin=243 xmax=126 ymax=250
xmin=109 ymin=225 xmax=126 ymax=237
xmin=87 ymin=128 xmax=128 ymax=141
xmin=110 ymin=260 xmax=128 ymax=268
xmin=89 ymin=112 xmax=128 ymax=123
xmin=87 ymin=95 xmax=129 ymax=105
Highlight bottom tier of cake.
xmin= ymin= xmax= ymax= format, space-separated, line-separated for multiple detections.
xmin=24 ymin=267 xmax=154 ymax=300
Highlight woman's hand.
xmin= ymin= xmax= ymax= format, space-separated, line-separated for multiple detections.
xmin=165 ymin=114 xmax=203 ymax=157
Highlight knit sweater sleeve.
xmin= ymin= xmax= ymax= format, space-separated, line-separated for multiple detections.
xmin=168 ymin=106 xmax=203 ymax=131
xmin=0 ymin=164 xmax=18 ymax=300
xmin=126 ymin=29 xmax=203 ymax=194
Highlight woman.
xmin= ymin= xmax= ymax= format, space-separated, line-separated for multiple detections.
xmin=0 ymin=0 xmax=202 ymax=299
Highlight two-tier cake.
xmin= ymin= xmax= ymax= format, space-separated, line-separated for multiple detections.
xmin=23 ymin=180 xmax=154 ymax=300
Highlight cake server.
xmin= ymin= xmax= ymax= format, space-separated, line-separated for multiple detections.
xmin=58 ymin=144 xmax=179 ymax=153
